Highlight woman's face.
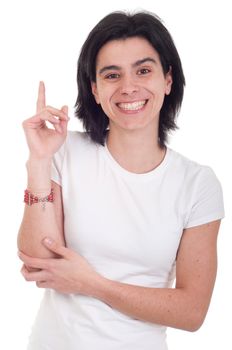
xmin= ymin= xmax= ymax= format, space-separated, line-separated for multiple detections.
xmin=91 ymin=36 xmax=172 ymax=132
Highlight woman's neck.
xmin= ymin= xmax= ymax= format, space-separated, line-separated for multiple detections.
xmin=106 ymin=127 xmax=166 ymax=174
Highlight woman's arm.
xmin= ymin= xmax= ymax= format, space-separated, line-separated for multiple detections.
xmin=92 ymin=219 xmax=221 ymax=331
xmin=18 ymin=219 xmax=221 ymax=330
xmin=17 ymin=81 xmax=69 ymax=258
xmin=17 ymin=176 xmax=64 ymax=258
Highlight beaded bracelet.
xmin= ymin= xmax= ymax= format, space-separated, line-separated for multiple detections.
xmin=24 ymin=189 xmax=54 ymax=210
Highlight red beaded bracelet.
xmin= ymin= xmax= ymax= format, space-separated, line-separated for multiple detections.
xmin=24 ymin=189 xmax=54 ymax=209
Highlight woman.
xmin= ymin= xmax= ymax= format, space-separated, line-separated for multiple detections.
xmin=18 ymin=10 xmax=225 ymax=350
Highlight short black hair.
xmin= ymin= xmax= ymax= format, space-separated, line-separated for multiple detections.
xmin=75 ymin=10 xmax=185 ymax=147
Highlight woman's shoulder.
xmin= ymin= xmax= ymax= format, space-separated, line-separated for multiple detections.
xmin=65 ymin=130 xmax=98 ymax=151
xmin=66 ymin=130 xmax=91 ymax=144
xmin=168 ymin=147 xmax=220 ymax=184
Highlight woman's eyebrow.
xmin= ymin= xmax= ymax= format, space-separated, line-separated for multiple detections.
xmin=133 ymin=57 xmax=157 ymax=67
xmin=98 ymin=57 xmax=157 ymax=75
xmin=99 ymin=65 xmax=120 ymax=75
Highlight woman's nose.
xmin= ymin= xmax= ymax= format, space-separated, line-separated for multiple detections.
xmin=119 ymin=75 xmax=139 ymax=95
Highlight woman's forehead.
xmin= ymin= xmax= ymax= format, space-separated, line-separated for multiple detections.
xmin=96 ymin=37 xmax=160 ymax=67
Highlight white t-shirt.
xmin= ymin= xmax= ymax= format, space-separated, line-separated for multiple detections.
xmin=27 ymin=131 xmax=225 ymax=350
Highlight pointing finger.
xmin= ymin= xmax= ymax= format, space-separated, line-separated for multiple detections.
xmin=36 ymin=81 xmax=46 ymax=113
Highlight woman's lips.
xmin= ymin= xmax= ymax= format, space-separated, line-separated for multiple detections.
xmin=116 ymin=99 xmax=148 ymax=113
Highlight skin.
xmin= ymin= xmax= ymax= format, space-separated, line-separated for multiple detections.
xmin=91 ymin=37 xmax=172 ymax=173
xmin=18 ymin=37 xmax=221 ymax=332
xmin=18 ymin=82 xmax=68 ymax=261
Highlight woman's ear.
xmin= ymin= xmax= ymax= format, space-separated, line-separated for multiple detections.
xmin=165 ymin=66 xmax=173 ymax=95
xmin=91 ymin=82 xmax=100 ymax=104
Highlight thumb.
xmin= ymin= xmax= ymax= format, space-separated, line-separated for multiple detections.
xmin=59 ymin=105 xmax=69 ymax=134
xmin=42 ymin=237 xmax=70 ymax=258
xmin=61 ymin=105 xmax=69 ymax=115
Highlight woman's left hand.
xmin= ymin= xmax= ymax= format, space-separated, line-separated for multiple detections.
xmin=18 ymin=238 xmax=104 ymax=296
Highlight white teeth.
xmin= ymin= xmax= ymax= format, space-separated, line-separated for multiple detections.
xmin=118 ymin=100 xmax=147 ymax=111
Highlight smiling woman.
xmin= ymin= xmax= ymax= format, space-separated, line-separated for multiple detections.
xmin=76 ymin=11 xmax=185 ymax=150
xmin=18 ymin=10 xmax=224 ymax=350
xmin=91 ymin=37 xmax=173 ymax=147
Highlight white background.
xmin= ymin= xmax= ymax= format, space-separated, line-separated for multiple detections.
xmin=0 ymin=0 xmax=231 ymax=349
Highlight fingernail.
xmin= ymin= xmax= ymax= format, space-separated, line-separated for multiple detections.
xmin=43 ymin=237 xmax=53 ymax=245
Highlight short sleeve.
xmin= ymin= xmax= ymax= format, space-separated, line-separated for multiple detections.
xmin=51 ymin=141 xmax=66 ymax=186
xmin=184 ymin=166 xmax=225 ymax=228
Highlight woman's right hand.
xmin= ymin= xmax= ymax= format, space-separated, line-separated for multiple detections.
xmin=22 ymin=81 xmax=70 ymax=160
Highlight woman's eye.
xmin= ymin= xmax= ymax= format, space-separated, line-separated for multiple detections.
xmin=138 ymin=68 xmax=151 ymax=75
xmin=105 ymin=73 xmax=120 ymax=79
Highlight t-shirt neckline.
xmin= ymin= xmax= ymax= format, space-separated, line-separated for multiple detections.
xmin=102 ymin=139 xmax=171 ymax=181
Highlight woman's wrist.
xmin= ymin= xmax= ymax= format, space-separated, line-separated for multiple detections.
xmin=26 ymin=156 xmax=53 ymax=190
xmin=27 ymin=155 xmax=52 ymax=166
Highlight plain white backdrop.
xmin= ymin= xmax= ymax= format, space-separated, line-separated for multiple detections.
xmin=0 ymin=0 xmax=231 ymax=349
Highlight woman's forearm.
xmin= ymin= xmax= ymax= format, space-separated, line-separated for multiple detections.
xmin=17 ymin=157 xmax=64 ymax=258
xmin=93 ymin=278 xmax=204 ymax=332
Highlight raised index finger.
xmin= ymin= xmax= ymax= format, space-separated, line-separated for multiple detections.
xmin=36 ymin=81 xmax=46 ymax=113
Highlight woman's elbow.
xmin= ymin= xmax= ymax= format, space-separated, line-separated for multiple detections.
xmin=17 ymin=228 xmax=55 ymax=258
xmin=182 ymin=310 xmax=206 ymax=332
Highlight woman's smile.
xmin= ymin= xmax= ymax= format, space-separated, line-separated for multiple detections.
xmin=116 ymin=99 xmax=148 ymax=113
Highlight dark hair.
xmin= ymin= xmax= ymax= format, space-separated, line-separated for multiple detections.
xmin=75 ymin=10 xmax=185 ymax=147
